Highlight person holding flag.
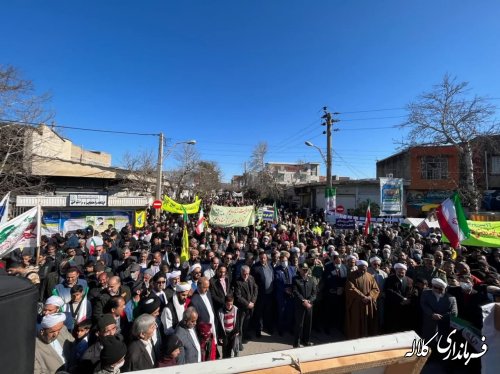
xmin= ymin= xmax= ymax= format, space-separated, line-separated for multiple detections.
xmin=195 ymin=208 xmax=206 ymax=236
xmin=363 ymin=202 xmax=372 ymax=237
xmin=436 ymin=192 xmax=471 ymax=249
xmin=0 ymin=191 xmax=10 ymax=224
xmin=180 ymin=207 xmax=190 ymax=266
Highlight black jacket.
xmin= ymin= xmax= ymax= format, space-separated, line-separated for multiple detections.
xmin=123 ymin=339 xmax=158 ymax=372
xmin=210 ymin=276 xmax=230 ymax=312
xmin=189 ymin=290 xmax=216 ymax=324
xmin=292 ymin=274 xmax=317 ymax=306
xmin=233 ymin=275 xmax=258 ymax=311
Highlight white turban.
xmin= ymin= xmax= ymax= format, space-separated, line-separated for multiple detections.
xmin=189 ymin=263 xmax=202 ymax=274
xmin=346 ymin=255 xmax=357 ymax=261
xmin=431 ymin=278 xmax=447 ymax=288
xmin=369 ymin=256 xmax=382 ymax=264
xmin=383 ymin=244 xmax=391 ymax=250
xmin=394 ymin=263 xmax=407 ymax=271
xmin=175 ymin=282 xmax=191 ymax=292
xmin=45 ymin=296 xmax=65 ymax=308
xmin=168 ymin=270 xmax=181 ymax=280
xmin=356 ymin=260 xmax=368 ymax=267
xmin=40 ymin=313 xmax=66 ymax=329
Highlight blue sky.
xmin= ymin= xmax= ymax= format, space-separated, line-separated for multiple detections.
xmin=2 ymin=1 xmax=500 ymax=182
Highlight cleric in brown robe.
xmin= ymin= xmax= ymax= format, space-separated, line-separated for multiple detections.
xmin=345 ymin=260 xmax=380 ymax=339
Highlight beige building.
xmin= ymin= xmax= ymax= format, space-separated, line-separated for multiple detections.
xmin=266 ymin=162 xmax=321 ymax=185
xmin=24 ymin=124 xmax=118 ymax=179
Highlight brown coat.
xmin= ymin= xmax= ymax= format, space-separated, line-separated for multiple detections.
xmin=345 ymin=270 xmax=380 ymax=340
xmin=34 ymin=326 xmax=74 ymax=374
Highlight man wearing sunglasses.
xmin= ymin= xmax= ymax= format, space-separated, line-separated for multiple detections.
xmin=420 ymin=277 xmax=458 ymax=341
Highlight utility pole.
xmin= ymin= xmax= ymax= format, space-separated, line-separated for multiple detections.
xmin=322 ymin=107 xmax=339 ymax=189
xmin=155 ymin=132 xmax=164 ymax=219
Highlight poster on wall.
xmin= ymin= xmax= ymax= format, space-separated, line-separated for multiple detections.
xmin=41 ymin=211 xmax=132 ymax=235
xmin=379 ymin=177 xmax=404 ymax=216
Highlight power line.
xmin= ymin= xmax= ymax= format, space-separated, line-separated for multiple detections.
xmin=0 ymin=118 xmax=159 ymax=137
xmin=339 ymin=115 xmax=407 ymax=122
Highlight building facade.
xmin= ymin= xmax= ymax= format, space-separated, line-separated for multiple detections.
xmin=266 ymin=162 xmax=321 ymax=185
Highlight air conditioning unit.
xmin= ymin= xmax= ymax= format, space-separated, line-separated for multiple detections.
xmin=386 ymin=173 xmax=393 ymax=178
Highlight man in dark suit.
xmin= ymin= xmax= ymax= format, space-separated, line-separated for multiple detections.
xmin=322 ymin=254 xmax=348 ymax=334
xmin=190 ymin=278 xmax=216 ymax=324
xmin=124 ymin=313 xmax=158 ymax=371
xmin=251 ymin=252 xmax=275 ymax=336
xmin=189 ymin=277 xmax=218 ymax=344
xmin=274 ymin=251 xmax=296 ymax=336
xmin=292 ymin=263 xmax=317 ymax=347
xmin=210 ymin=266 xmax=230 ymax=313
xmin=420 ymin=277 xmax=458 ymax=341
xmin=384 ymin=263 xmax=415 ymax=333
xmin=175 ymin=307 xmax=201 ymax=364
xmin=233 ymin=265 xmax=258 ymax=346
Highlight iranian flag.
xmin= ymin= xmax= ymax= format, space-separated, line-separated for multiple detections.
xmin=0 ymin=206 xmax=38 ymax=258
xmin=436 ymin=192 xmax=470 ymax=249
xmin=325 ymin=187 xmax=336 ymax=214
xmin=195 ymin=208 xmax=206 ymax=235
xmin=363 ymin=202 xmax=371 ymax=236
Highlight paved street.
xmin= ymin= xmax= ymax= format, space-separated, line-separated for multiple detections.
xmin=239 ymin=329 xmax=344 ymax=357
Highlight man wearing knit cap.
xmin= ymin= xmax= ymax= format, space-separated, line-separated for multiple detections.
xmin=35 ymin=313 xmax=74 ymax=374
xmin=291 ymin=263 xmax=317 ymax=347
xmin=158 ymin=334 xmax=184 ymax=367
xmin=96 ymin=335 xmax=127 ymax=373
xmin=345 ymin=259 xmax=380 ymax=339
xmin=384 ymin=263 xmax=415 ymax=333
xmin=79 ymin=315 xmax=119 ymax=373
xmin=420 ymin=277 xmax=458 ymax=340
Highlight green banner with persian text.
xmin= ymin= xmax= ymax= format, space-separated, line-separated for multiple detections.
xmin=208 ymin=205 xmax=256 ymax=227
xmin=442 ymin=220 xmax=500 ymax=247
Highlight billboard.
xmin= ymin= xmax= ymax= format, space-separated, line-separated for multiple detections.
xmin=380 ymin=177 xmax=404 ymax=216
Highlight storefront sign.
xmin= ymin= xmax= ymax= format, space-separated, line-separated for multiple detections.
xmin=68 ymin=194 xmax=108 ymax=207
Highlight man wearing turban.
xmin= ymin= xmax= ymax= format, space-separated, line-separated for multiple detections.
xmin=384 ymin=263 xmax=416 ymax=333
xmin=344 ymin=260 xmax=380 ymax=339
xmin=35 ymin=313 xmax=74 ymax=374
xmin=420 ymin=277 xmax=458 ymax=341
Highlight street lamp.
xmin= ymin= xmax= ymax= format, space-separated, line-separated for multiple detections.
xmin=304 ymin=141 xmax=327 ymax=165
xmin=305 ymin=139 xmax=332 ymax=188
xmin=156 ymin=135 xmax=196 ymax=209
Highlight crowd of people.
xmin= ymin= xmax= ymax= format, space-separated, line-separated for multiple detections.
xmin=1 ymin=206 xmax=500 ymax=373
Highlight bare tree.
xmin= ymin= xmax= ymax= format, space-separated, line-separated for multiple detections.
xmin=193 ymin=161 xmax=222 ymax=200
xmin=0 ymin=65 xmax=54 ymax=196
xmin=119 ymin=149 xmax=157 ymax=195
xmin=165 ymin=143 xmax=200 ymax=199
xmin=401 ymin=74 xmax=498 ymax=211
xmin=249 ymin=141 xmax=268 ymax=173
xmin=245 ymin=141 xmax=284 ymax=200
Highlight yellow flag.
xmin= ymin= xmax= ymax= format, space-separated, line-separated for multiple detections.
xmin=134 ymin=210 xmax=146 ymax=228
xmin=180 ymin=225 xmax=190 ymax=263
xmin=161 ymin=195 xmax=201 ymax=214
